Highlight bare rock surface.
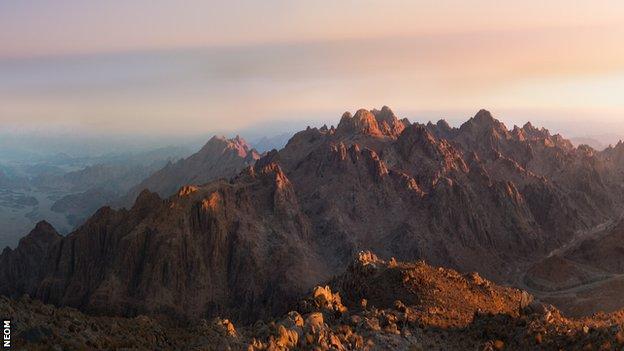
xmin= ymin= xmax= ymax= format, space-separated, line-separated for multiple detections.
xmin=3 ymin=107 xmax=624 ymax=327
xmin=6 ymin=254 xmax=624 ymax=350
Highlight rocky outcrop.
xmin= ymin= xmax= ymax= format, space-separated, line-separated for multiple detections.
xmin=336 ymin=106 xmax=407 ymax=139
xmin=8 ymin=254 xmax=624 ymax=350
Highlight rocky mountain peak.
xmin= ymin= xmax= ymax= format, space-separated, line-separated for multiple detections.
xmin=133 ymin=189 xmax=162 ymax=209
xmin=425 ymin=119 xmax=456 ymax=140
xmin=0 ymin=221 xmax=62 ymax=297
xmin=452 ymin=110 xmax=557 ymax=165
xmin=253 ymin=149 xmax=281 ymax=171
xmin=473 ymin=109 xmax=495 ymax=122
xmin=121 ymin=134 xmax=261 ymax=203
xmin=399 ymin=123 xmax=437 ymax=145
xmin=606 ymin=140 xmax=624 ymax=152
xmin=462 ymin=109 xmax=508 ymax=134
xmin=337 ymin=107 xmax=406 ymax=138
xmin=521 ymin=122 xmax=551 ymax=140
xmin=396 ymin=124 xmax=468 ymax=182
xmin=204 ymin=134 xmax=228 ymax=148
xmin=7 ymin=221 xmax=62 ymax=255
xmin=337 ymin=109 xmax=382 ymax=136
xmin=371 ymin=105 xmax=396 ymax=124
xmin=25 ymin=221 xmax=60 ymax=243
xmin=372 ymin=105 xmax=406 ymax=137
xmin=600 ymin=139 xmax=624 ymax=166
xmin=455 ymin=110 xmax=512 ymax=150
xmin=551 ymin=134 xmax=574 ymax=150
xmin=436 ymin=119 xmax=452 ymax=130
xmin=202 ymin=135 xmax=258 ymax=159
xmin=511 ymin=125 xmax=527 ymax=141
xmin=522 ymin=121 xmax=536 ymax=131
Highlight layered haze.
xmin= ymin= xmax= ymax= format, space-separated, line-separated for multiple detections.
xmin=1 ymin=1 xmax=624 ymax=144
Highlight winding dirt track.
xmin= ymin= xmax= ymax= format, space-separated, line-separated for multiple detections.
xmin=546 ymin=219 xmax=616 ymax=259
xmin=513 ymin=214 xmax=624 ymax=316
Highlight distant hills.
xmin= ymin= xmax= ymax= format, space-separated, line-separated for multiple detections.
xmin=0 ymin=146 xmax=189 ymax=248
xmin=118 ymin=135 xmax=260 ymax=207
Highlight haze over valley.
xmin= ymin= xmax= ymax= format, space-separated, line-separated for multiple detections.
xmin=4 ymin=1 xmax=624 ymax=350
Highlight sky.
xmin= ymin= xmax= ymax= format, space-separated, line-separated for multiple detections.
xmin=1 ymin=0 xmax=624 ymax=142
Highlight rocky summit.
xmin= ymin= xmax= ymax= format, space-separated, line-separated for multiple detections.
xmin=3 ymin=107 xmax=624 ymax=350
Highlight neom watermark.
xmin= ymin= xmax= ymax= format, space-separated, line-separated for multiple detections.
xmin=2 ymin=320 xmax=9 ymax=349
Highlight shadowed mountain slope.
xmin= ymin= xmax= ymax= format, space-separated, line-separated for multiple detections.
xmin=120 ymin=135 xmax=260 ymax=206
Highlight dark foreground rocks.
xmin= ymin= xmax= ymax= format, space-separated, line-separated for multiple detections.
xmin=5 ymin=253 xmax=624 ymax=350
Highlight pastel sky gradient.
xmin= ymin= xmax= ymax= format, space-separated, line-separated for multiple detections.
xmin=1 ymin=0 xmax=624 ymax=137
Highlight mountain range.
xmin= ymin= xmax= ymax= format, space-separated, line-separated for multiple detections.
xmin=3 ymin=106 xmax=624 ymax=349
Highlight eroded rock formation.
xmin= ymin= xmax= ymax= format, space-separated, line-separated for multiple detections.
xmin=3 ymin=107 xmax=624 ymax=326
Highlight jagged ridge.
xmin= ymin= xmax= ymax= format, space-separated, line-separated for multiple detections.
xmin=3 ymin=107 xmax=624 ymax=326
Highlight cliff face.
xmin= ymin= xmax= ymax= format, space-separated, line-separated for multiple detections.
xmin=3 ymin=107 xmax=624 ymax=323
xmin=28 ymin=163 xmax=326 ymax=322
